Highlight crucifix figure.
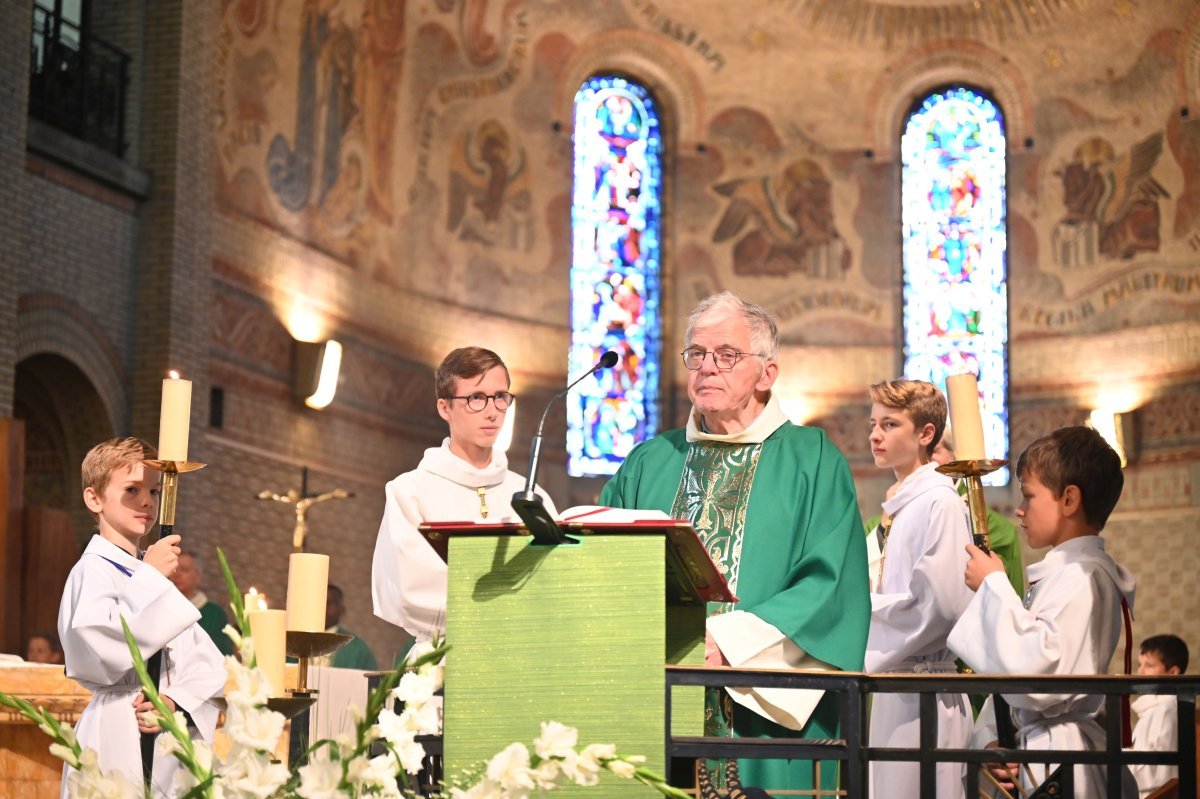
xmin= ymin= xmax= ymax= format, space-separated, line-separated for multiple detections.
xmin=257 ymin=466 xmax=354 ymax=551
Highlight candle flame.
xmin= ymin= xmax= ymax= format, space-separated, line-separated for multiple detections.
xmin=168 ymin=370 xmax=181 ymax=380
xmin=245 ymin=587 xmax=268 ymax=612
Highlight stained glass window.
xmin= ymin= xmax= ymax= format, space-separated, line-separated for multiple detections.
xmin=568 ymin=75 xmax=662 ymax=477
xmin=901 ymin=86 xmax=1009 ymax=483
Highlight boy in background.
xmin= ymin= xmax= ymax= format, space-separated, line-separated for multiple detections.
xmin=58 ymin=438 xmax=225 ymax=797
xmin=865 ymin=379 xmax=974 ymax=798
xmin=1128 ymin=634 xmax=1189 ymax=797
xmin=948 ymin=426 xmax=1137 ymax=798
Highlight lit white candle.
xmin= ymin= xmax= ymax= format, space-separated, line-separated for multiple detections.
xmin=285 ymin=553 xmax=329 ymax=632
xmin=243 ymin=588 xmax=267 ymax=613
xmin=248 ymin=609 xmax=287 ymax=697
xmin=157 ymin=372 xmax=192 ymax=462
xmin=946 ymin=372 xmax=987 ymax=461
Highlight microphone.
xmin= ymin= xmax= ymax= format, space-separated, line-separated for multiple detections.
xmin=511 ymin=350 xmax=619 ymax=545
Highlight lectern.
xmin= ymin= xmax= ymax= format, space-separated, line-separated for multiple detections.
xmin=420 ymin=519 xmax=733 ymax=794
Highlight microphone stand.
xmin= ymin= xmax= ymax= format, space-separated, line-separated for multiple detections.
xmin=511 ymin=351 xmax=618 ymax=545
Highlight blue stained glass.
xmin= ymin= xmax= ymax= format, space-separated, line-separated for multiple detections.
xmin=902 ymin=86 xmax=1009 ymax=484
xmin=568 ymin=75 xmax=662 ymax=477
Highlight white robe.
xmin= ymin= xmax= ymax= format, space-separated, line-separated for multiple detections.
xmin=948 ymin=535 xmax=1138 ymax=798
xmin=1128 ymin=693 xmax=1179 ymax=797
xmin=371 ymin=439 xmax=556 ymax=642
xmin=58 ymin=535 xmax=226 ymax=798
xmin=866 ymin=461 xmax=974 ymax=799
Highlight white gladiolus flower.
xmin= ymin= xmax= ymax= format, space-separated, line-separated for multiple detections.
xmin=395 ymin=738 xmax=427 ymax=775
xmin=218 ymin=746 xmax=289 ymax=798
xmin=530 ymin=758 xmax=562 ymax=790
xmin=534 ymin=721 xmax=577 ymax=759
xmin=296 ymin=751 xmax=346 ymax=799
xmin=375 ymin=708 xmax=415 ymax=745
xmin=418 ymin=660 xmax=445 ymax=689
xmin=60 ymin=726 xmax=77 ymax=747
xmin=606 ymin=758 xmax=637 ymax=779
xmin=49 ymin=742 xmax=79 ymax=768
xmin=398 ymin=700 xmax=440 ymax=736
xmin=192 ymin=740 xmax=214 ymax=772
xmin=366 ymin=754 xmax=403 ymax=797
xmin=486 ymin=742 xmax=535 ymax=798
xmin=225 ymin=704 xmax=286 ymax=752
xmin=66 ymin=756 xmax=142 ymax=799
xmin=560 ymin=750 xmax=601 ymax=787
xmin=394 ymin=670 xmax=439 ymax=706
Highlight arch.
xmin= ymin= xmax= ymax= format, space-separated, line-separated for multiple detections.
xmin=16 ymin=293 xmax=127 ymax=434
xmin=865 ymin=39 xmax=1033 ymax=161
xmin=554 ymin=28 xmax=705 ymax=147
xmin=567 ymin=74 xmax=664 ymax=477
xmin=900 ymin=85 xmax=1010 ymax=483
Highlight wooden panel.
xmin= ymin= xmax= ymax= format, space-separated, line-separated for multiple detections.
xmin=21 ymin=507 xmax=78 ymax=645
xmin=0 ymin=419 xmax=26 ymax=656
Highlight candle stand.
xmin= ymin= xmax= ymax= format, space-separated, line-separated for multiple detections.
xmin=284 ymin=630 xmax=354 ymax=764
xmin=935 ymin=458 xmax=1008 ymax=553
xmin=143 ymin=459 xmax=207 ymax=538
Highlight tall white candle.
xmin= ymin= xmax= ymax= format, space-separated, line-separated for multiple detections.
xmin=248 ymin=609 xmax=287 ymax=697
xmin=946 ymin=372 xmax=987 ymax=461
xmin=285 ymin=553 xmax=329 ymax=632
xmin=158 ymin=373 xmax=192 ymax=462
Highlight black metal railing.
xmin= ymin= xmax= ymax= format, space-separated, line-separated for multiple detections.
xmin=666 ymin=666 xmax=1199 ymax=798
xmin=29 ymin=3 xmax=130 ymax=157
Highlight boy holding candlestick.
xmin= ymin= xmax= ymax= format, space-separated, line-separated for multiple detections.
xmin=948 ymin=426 xmax=1138 ymax=798
xmin=865 ymin=379 xmax=974 ymax=799
xmin=372 ymin=346 xmax=557 ymax=646
xmin=57 ymin=438 xmax=225 ymax=798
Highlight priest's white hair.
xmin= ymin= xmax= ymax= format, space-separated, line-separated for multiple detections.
xmin=684 ymin=291 xmax=779 ymax=362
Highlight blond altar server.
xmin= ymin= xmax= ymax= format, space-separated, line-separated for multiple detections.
xmin=865 ymin=380 xmax=974 ymax=799
xmin=372 ymin=347 xmax=556 ymax=644
xmin=59 ymin=438 xmax=225 ymax=798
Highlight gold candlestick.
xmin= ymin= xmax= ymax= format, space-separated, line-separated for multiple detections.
xmin=935 ymin=458 xmax=1007 ymax=552
xmin=143 ymin=459 xmax=207 ymax=538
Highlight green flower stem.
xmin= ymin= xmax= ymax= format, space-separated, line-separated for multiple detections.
xmin=0 ymin=691 xmax=82 ymax=762
xmin=119 ymin=616 xmax=206 ymax=782
xmin=217 ymin=547 xmax=249 ymax=638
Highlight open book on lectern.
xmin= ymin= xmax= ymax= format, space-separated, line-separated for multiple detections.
xmin=418 ymin=507 xmax=736 ymax=606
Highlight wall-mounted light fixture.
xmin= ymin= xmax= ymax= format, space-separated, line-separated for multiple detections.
xmin=1088 ymin=408 xmax=1135 ymax=467
xmin=294 ymin=339 xmax=343 ymax=409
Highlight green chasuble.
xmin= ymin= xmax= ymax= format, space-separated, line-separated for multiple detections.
xmin=331 ymin=625 xmax=379 ymax=670
xmin=600 ymin=405 xmax=870 ymax=794
xmin=197 ymin=598 xmax=234 ymax=656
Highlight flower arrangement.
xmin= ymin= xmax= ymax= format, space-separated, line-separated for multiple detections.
xmin=0 ymin=550 xmax=688 ymax=799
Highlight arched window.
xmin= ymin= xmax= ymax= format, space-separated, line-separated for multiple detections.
xmin=568 ymin=75 xmax=663 ymax=477
xmin=901 ymin=86 xmax=1009 ymax=483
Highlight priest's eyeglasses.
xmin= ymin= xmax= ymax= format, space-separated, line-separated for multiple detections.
xmin=681 ymin=347 xmax=760 ymax=372
xmin=449 ymin=391 xmax=515 ymax=411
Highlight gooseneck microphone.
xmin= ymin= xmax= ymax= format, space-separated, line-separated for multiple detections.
xmin=511 ymin=350 xmax=619 ymax=545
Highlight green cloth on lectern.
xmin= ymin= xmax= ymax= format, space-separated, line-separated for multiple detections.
xmin=197 ymin=601 xmax=234 ymax=656
xmin=600 ymin=423 xmax=869 ymax=793
xmin=331 ymin=626 xmax=378 ymax=670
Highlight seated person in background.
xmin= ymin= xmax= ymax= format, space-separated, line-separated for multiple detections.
xmin=26 ymin=630 xmax=64 ymax=664
xmin=371 ymin=346 xmax=556 ymax=645
xmin=1128 ymin=634 xmax=1189 ymax=797
xmin=169 ymin=548 xmax=234 ymax=655
xmin=314 ymin=584 xmax=378 ymax=670
xmin=948 ymin=426 xmax=1137 ymax=798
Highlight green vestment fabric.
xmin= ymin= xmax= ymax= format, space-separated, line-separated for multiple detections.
xmin=331 ymin=625 xmax=379 ymax=670
xmin=197 ymin=601 xmax=234 ymax=656
xmin=600 ymin=422 xmax=870 ymax=794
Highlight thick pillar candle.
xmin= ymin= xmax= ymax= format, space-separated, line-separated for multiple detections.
xmin=285 ymin=553 xmax=329 ymax=631
xmin=158 ymin=373 xmax=192 ymax=462
xmin=248 ymin=609 xmax=287 ymax=696
xmin=946 ymin=372 xmax=987 ymax=461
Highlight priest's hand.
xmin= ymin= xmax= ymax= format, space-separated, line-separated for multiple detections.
xmin=963 ymin=544 xmax=1004 ymax=591
xmin=133 ymin=692 xmax=177 ymax=733
xmin=144 ymin=534 xmax=182 ymax=578
xmin=705 ymin=631 xmax=728 ymax=667
xmin=981 ymin=742 xmax=1021 ymax=794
